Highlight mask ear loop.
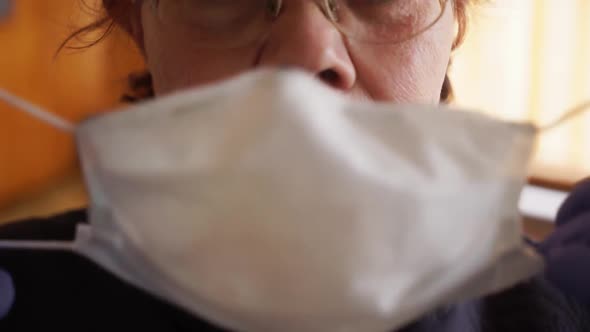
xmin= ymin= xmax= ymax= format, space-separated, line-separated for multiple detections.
xmin=0 ymin=88 xmax=75 ymax=133
xmin=538 ymin=100 xmax=590 ymax=133
xmin=0 ymin=89 xmax=78 ymax=251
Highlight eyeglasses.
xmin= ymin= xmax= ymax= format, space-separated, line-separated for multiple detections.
xmin=146 ymin=0 xmax=449 ymax=49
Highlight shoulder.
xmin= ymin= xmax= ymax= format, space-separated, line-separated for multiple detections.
xmin=478 ymin=277 xmax=590 ymax=332
xmin=0 ymin=209 xmax=226 ymax=332
xmin=399 ymin=277 xmax=590 ymax=332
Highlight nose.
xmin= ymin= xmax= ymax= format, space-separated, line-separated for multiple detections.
xmin=255 ymin=1 xmax=356 ymax=91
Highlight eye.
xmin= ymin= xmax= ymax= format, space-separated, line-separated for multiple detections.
xmin=337 ymin=0 xmax=444 ymax=43
xmin=347 ymin=0 xmax=405 ymax=9
xmin=154 ymin=0 xmax=275 ymax=48
xmin=346 ymin=0 xmax=437 ymax=29
xmin=161 ymin=0 xmax=258 ymax=30
xmin=347 ymin=0 xmax=411 ymax=20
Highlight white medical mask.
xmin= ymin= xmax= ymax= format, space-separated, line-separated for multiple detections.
xmin=4 ymin=69 xmax=584 ymax=332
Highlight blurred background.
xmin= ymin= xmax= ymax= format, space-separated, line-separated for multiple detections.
xmin=0 ymin=0 xmax=588 ymax=223
xmin=0 ymin=0 xmax=143 ymax=222
xmin=451 ymin=0 xmax=590 ymax=186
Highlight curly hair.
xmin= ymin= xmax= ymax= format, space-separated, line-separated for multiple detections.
xmin=62 ymin=0 xmax=478 ymax=103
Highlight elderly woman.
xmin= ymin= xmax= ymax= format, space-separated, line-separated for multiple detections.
xmin=0 ymin=0 xmax=590 ymax=331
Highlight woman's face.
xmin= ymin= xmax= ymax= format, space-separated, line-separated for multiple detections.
xmin=135 ymin=0 xmax=456 ymax=103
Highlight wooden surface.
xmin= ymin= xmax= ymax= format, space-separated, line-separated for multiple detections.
xmin=522 ymin=216 xmax=555 ymax=241
xmin=0 ymin=171 xmax=87 ymax=223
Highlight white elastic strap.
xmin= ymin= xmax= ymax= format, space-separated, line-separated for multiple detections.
xmin=539 ymin=100 xmax=590 ymax=133
xmin=0 ymin=88 xmax=75 ymax=133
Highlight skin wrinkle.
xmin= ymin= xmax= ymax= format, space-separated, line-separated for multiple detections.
xmin=350 ymin=21 xmax=452 ymax=103
xmin=253 ymin=39 xmax=266 ymax=67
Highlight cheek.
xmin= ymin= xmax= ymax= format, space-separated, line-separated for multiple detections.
xmin=349 ymin=11 xmax=455 ymax=103
xmin=141 ymin=9 xmax=260 ymax=95
xmin=146 ymin=46 xmax=259 ymax=95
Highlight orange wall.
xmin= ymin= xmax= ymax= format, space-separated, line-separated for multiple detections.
xmin=0 ymin=0 xmax=143 ymax=207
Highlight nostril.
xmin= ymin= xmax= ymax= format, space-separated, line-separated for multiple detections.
xmin=318 ymin=69 xmax=341 ymax=87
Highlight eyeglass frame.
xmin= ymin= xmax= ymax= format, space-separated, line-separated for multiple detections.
xmin=133 ymin=0 xmax=451 ymax=46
